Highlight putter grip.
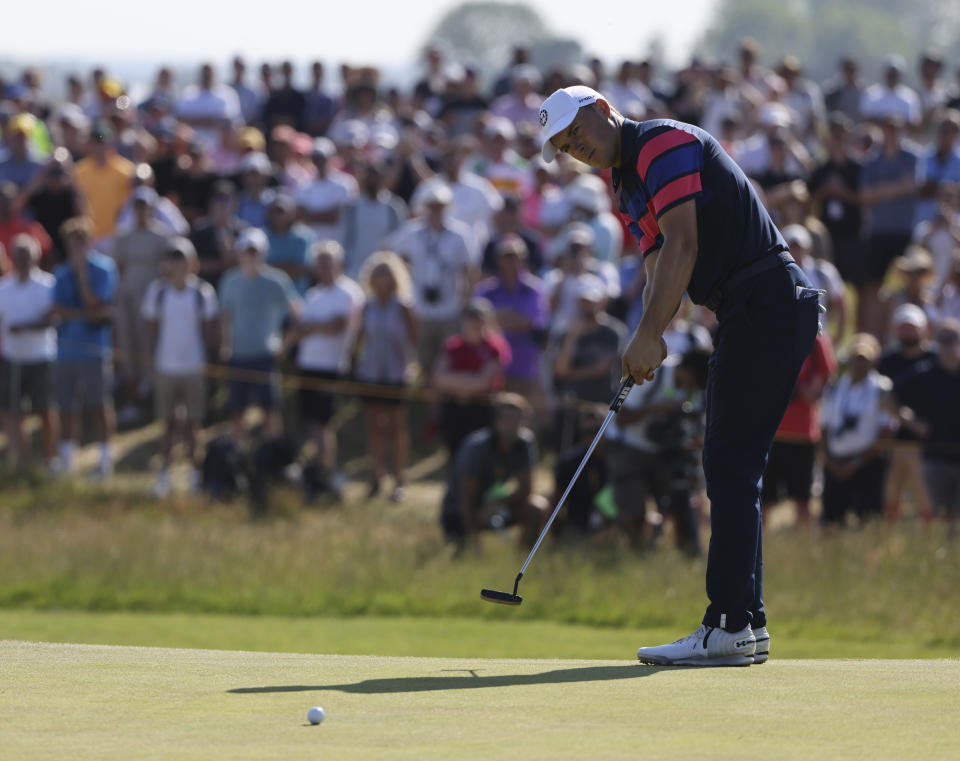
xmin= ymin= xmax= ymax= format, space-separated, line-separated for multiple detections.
xmin=610 ymin=377 xmax=635 ymax=413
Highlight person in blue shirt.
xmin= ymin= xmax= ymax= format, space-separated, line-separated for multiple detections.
xmin=540 ymin=85 xmax=821 ymax=666
xmin=52 ymin=216 xmax=118 ymax=480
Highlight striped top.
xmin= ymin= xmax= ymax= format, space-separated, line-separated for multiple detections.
xmin=612 ymin=119 xmax=787 ymax=307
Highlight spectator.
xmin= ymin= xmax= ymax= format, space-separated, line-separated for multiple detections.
xmin=115 ymin=163 xmax=190 ymax=238
xmin=762 ymin=333 xmax=836 ymax=525
xmin=341 ymin=162 xmax=407 ymax=278
xmin=389 ymin=181 xmax=475 ymax=373
xmin=820 ymin=334 xmax=893 ymax=525
xmin=263 ymin=61 xmax=306 ymax=133
xmin=809 ymin=113 xmax=864 ymax=289
xmin=111 ymin=187 xmax=171 ymax=424
xmin=73 ymin=121 xmax=134 ymax=246
xmin=228 ymin=56 xmax=262 ymax=126
xmin=354 ymin=250 xmax=418 ymax=501
xmin=264 ymin=193 xmax=317 ymax=295
xmin=860 ymin=55 xmax=921 ymax=127
xmin=440 ymin=393 xmax=548 ymax=549
xmin=782 ymin=224 xmax=845 ymax=346
xmin=141 ymin=238 xmax=218 ymax=498
xmin=52 ymin=217 xmax=117 ymax=480
xmin=217 ymin=228 xmax=301 ymax=446
xmin=552 ymin=283 xmax=627 ymax=446
xmin=189 ymin=181 xmax=246 ymax=288
xmin=917 ymin=52 xmax=948 ymax=132
xmin=235 ymin=152 xmax=276 ymax=229
xmin=735 ymin=104 xmax=810 ymax=179
xmin=474 ymin=235 xmax=549 ymax=400
xmin=545 ymin=224 xmax=619 ymax=335
xmin=878 ymin=246 xmax=940 ymax=341
xmin=19 ymin=152 xmax=85 ymax=267
xmin=414 ymin=136 xmax=502 ymax=255
xmin=0 ymin=234 xmax=58 ymax=468
xmin=939 ymin=250 xmax=960 ymax=322
xmin=563 ymin=174 xmax=623 ymax=263
xmin=171 ymin=140 xmax=217 ymax=224
xmin=914 ymin=111 xmax=960 ymax=225
xmin=304 ymin=61 xmax=337 ymax=137
xmin=0 ymin=113 xmax=44 ymax=189
xmin=489 ymin=65 xmax=543 ymax=131
xmin=878 ymin=304 xmax=936 ymax=524
xmin=777 ymin=56 xmax=825 ymax=143
xmin=605 ymin=348 xmax=709 ymax=552
xmin=294 ymin=137 xmax=357 ymax=244
xmin=0 ymin=181 xmax=52 ymax=273
xmin=480 ymin=194 xmax=543 ymax=276
xmin=892 ymin=318 xmax=960 ymax=532
xmin=290 ymin=242 xmax=360 ymax=501
xmin=859 ymin=113 xmax=919 ymax=335
xmin=474 ymin=117 xmax=530 ymax=198
xmin=431 ymin=298 xmax=511 ymax=460
xmin=175 ymin=62 xmax=241 ymax=151
xmin=913 ymin=183 xmax=960 ymax=287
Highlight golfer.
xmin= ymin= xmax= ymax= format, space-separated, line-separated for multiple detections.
xmin=540 ymin=86 xmax=821 ymax=666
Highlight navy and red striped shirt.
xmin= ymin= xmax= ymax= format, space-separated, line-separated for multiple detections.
xmin=612 ymin=118 xmax=787 ymax=306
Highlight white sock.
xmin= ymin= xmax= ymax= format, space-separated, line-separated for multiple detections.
xmin=59 ymin=441 xmax=76 ymax=472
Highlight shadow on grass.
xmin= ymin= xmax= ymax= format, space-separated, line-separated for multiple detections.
xmin=229 ymin=664 xmax=670 ymax=695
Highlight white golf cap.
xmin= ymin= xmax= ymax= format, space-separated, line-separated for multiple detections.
xmin=892 ymin=303 xmax=928 ymax=330
xmin=539 ymin=85 xmax=604 ymax=162
xmin=781 ymin=224 xmax=812 ymax=250
xmin=235 ymin=227 xmax=269 ymax=256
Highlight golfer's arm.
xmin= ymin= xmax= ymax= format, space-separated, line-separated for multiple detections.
xmin=636 ymin=201 xmax=698 ymax=340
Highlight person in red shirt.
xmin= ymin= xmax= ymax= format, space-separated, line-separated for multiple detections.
xmin=0 ymin=182 xmax=52 ymax=274
xmin=761 ymin=333 xmax=837 ymax=524
xmin=431 ymin=298 xmax=512 ymax=460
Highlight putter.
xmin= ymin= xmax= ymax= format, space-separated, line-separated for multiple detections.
xmin=481 ymin=376 xmax=636 ymax=605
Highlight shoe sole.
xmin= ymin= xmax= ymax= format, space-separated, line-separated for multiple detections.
xmin=637 ymin=654 xmax=755 ymax=667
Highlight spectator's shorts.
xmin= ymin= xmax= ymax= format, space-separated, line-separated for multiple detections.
xmin=155 ymin=372 xmax=206 ymax=423
xmin=865 ymin=233 xmax=912 ymax=284
xmin=761 ymin=439 xmax=815 ymax=504
xmin=225 ymin=356 xmax=280 ymax=414
xmin=0 ymin=359 xmax=55 ymax=413
xmin=924 ymin=458 xmax=960 ymax=518
xmin=55 ymin=359 xmax=113 ymax=412
xmin=298 ymin=369 xmax=341 ymax=425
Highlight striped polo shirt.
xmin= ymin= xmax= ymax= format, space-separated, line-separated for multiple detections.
xmin=612 ymin=118 xmax=787 ymax=306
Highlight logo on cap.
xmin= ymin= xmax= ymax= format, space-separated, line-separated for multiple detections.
xmin=539 ymin=109 xmax=548 ymax=127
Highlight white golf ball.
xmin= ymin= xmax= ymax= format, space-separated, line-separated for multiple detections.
xmin=307 ymin=706 xmax=325 ymax=725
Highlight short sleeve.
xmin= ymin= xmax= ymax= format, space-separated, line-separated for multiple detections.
xmin=201 ymin=282 xmax=219 ymax=319
xmin=96 ymin=260 xmax=118 ymax=303
xmin=636 ymin=128 xmax=705 ymax=219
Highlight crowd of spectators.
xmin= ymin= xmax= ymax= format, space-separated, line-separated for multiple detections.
xmin=1 ymin=39 xmax=959 ymax=543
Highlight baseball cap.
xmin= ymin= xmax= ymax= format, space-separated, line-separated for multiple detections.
xmin=166 ymin=236 xmax=197 ymax=261
xmin=235 ymin=227 xmax=268 ymax=255
xmin=311 ymin=136 xmax=336 ymax=159
xmin=239 ymin=152 xmax=272 ymax=175
xmin=850 ymin=333 xmax=880 ymax=361
xmin=566 ymin=221 xmax=595 ymax=248
xmin=892 ymin=303 xmax=928 ymax=330
xmin=781 ymin=224 xmax=812 ymax=250
xmin=576 ymin=278 xmax=605 ymax=303
xmin=418 ymin=180 xmax=454 ymax=207
xmin=539 ymin=85 xmax=603 ymax=162
xmin=132 ymin=186 xmax=158 ymax=206
xmin=895 ymin=246 xmax=934 ymax=273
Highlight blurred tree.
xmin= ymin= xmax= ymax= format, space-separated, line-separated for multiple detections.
xmin=700 ymin=0 xmax=960 ymax=83
xmin=423 ymin=2 xmax=580 ymax=75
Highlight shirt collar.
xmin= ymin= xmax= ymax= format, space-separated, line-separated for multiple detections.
xmin=611 ymin=118 xmax=641 ymax=193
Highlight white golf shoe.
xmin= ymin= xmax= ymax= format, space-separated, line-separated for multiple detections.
xmin=637 ymin=624 xmax=756 ymax=666
xmin=753 ymin=626 xmax=770 ymax=664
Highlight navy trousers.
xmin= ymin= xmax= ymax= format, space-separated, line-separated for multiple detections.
xmin=701 ymin=262 xmax=820 ymax=632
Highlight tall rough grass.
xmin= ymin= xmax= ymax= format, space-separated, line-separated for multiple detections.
xmin=0 ymin=479 xmax=957 ymax=651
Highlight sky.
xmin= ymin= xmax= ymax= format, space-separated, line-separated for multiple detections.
xmin=4 ymin=0 xmax=717 ymax=74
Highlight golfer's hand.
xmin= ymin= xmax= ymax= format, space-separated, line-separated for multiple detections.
xmin=621 ymin=328 xmax=668 ymax=385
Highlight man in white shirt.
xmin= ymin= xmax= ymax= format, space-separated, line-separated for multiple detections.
xmin=294 ymin=137 xmax=358 ymax=244
xmin=0 ymin=234 xmax=58 ymax=467
xmin=176 ymin=63 xmax=241 ymax=152
xmin=820 ymin=333 xmax=894 ymax=524
xmin=141 ymin=238 xmax=219 ymax=497
xmin=389 ymin=181 xmax=476 ymax=372
xmin=291 ymin=242 xmax=362 ymax=500
xmin=860 ymin=55 xmax=921 ymax=127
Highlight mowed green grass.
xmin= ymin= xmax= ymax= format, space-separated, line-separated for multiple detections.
xmin=2 ymin=641 xmax=957 ymax=761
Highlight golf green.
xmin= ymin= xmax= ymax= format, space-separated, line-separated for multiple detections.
xmin=3 ymin=641 xmax=957 ymax=760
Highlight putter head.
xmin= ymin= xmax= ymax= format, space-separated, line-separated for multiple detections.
xmin=480 ymin=588 xmax=523 ymax=605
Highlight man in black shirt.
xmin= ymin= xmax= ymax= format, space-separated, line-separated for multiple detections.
xmin=893 ymin=319 xmax=960 ymax=532
xmin=441 ymin=394 xmax=548 ymax=549
xmin=809 ymin=113 xmax=863 ymax=285
xmin=879 ymin=304 xmax=936 ymax=523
